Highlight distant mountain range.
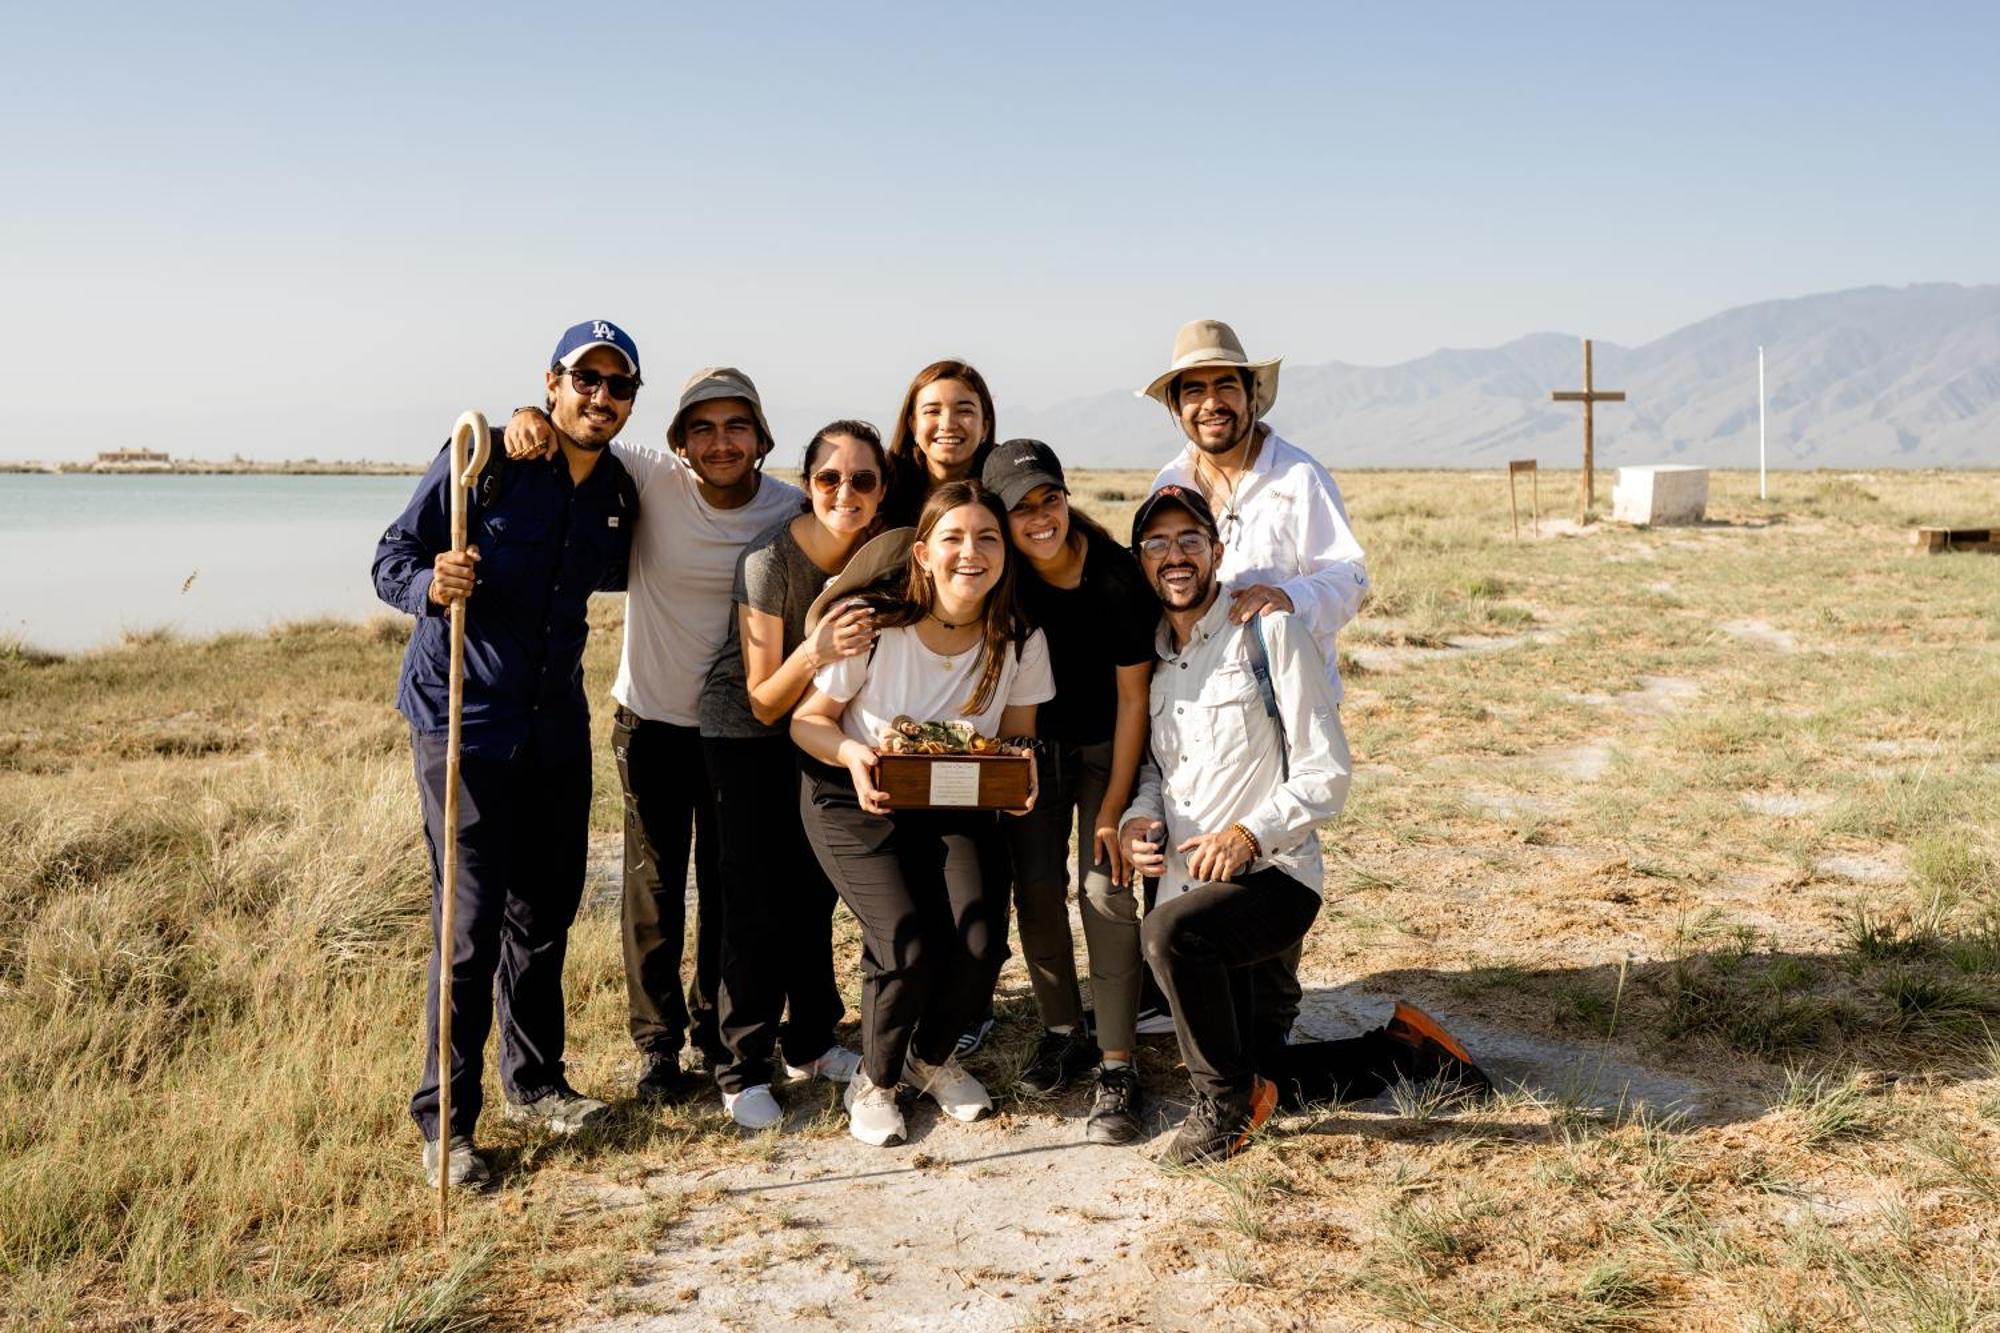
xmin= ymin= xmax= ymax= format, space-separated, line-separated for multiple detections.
xmin=1001 ymin=284 xmax=2000 ymax=470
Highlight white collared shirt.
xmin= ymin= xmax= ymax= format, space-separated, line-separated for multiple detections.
xmin=1119 ymin=597 xmax=1352 ymax=902
xmin=1153 ymin=427 xmax=1368 ymax=701
xmin=610 ymin=443 xmax=804 ymax=726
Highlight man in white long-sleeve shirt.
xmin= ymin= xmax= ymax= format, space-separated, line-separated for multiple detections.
xmin=1119 ymin=486 xmax=1486 ymax=1165
xmin=1141 ymin=318 xmax=1368 ymax=701
xmin=1135 ymin=318 xmax=1370 ymax=1044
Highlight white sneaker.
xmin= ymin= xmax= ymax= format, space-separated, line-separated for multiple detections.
xmin=783 ymin=1044 xmax=863 ymax=1084
xmin=902 ymin=1052 xmax=992 ymax=1123
xmin=843 ymin=1069 xmax=906 ymax=1146
xmin=723 ymin=1083 xmax=783 ymax=1131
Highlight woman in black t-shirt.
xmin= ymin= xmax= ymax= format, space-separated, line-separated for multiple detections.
xmin=981 ymin=439 xmax=1159 ymax=1146
xmin=881 ymin=359 xmax=998 ymax=528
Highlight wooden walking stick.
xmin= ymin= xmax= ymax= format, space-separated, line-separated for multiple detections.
xmin=437 ymin=410 xmax=491 ymax=1238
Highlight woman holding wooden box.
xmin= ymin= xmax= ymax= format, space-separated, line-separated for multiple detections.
xmin=791 ymin=480 xmax=1052 ymax=1146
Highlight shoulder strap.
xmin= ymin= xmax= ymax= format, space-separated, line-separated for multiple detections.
xmin=1244 ymin=615 xmax=1289 ymax=781
xmin=471 ymin=427 xmax=509 ymax=515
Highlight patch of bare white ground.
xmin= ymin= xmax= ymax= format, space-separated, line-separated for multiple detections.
xmin=1297 ymin=990 xmax=1726 ymax=1121
xmin=1857 ymin=738 xmax=1947 ymax=758
xmin=1814 ymin=851 xmax=1907 ymax=885
xmin=574 ymin=1099 xmax=1195 ymax=1331
xmin=1345 ymin=629 xmax=1563 ymax=674
xmin=1617 ymin=675 xmax=1699 ymax=717
xmin=1463 ymin=787 xmax=1569 ymax=819
xmin=1719 ymin=618 xmax=1799 ymax=652
xmin=1739 ymin=791 xmax=1834 ymax=816
xmin=1537 ymin=741 xmax=1614 ymax=781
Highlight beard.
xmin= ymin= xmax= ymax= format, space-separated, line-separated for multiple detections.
xmin=1151 ymin=562 xmax=1214 ymax=609
xmin=1191 ymin=409 xmax=1255 ymax=456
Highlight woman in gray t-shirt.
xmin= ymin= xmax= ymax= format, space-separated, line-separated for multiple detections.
xmin=694 ymin=420 xmax=895 ymax=1129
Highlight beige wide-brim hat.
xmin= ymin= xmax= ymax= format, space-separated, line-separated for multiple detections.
xmin=1138 ymin=318 xmax=1282 ymax=419
xmin=667 ymin=366 xmax=775 ymax=449
xmin=803 ymin=527 xmax=916 ymax=636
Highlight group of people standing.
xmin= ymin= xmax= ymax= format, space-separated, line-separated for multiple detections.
xmin=374 ymin=317 xmax=1491 ymax=1190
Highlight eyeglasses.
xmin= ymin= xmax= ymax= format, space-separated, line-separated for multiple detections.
xmin=561 ymin=367 xmax=642 ymax=401
xmin=1137 ymin=532 xmax=1213 ymax=559
xmin=810 ymin=469 xmax=881 ymax=495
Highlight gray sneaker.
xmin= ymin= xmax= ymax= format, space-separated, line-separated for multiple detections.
xmin=502 ymin=1084 xmax=610 ymax=1135
xmin=422 ymin=1135 xmax=491 ymax=1188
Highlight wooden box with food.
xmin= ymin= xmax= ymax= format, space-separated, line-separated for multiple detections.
xmin=872 ymin=717 xmax=1034 ymax=811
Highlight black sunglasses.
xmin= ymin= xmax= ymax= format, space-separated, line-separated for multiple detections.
xmin=810 ymin=469 xmax=881 ymax=495
xmin=561 ymin=366 xmax=642 ymax=401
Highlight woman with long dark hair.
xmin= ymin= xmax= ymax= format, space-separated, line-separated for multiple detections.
xmin=880 ymin=360 xmax=998 ymax=528
xmin=790 ymin=481 xmax=1052 ymax=1146
xmin=697 ymin=421 xmax=893 ymax=1129
xmin=981 ymin=439 xmax=1158 ymax=1144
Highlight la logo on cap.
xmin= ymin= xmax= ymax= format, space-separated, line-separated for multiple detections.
xmin=592 ymin=321 xmax=613 ymax=340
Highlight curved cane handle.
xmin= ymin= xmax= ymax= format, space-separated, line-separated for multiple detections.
xmin=447 ymin=411 xmax=491 ymax=551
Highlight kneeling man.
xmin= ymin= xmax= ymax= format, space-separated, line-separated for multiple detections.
xmin=1121 ymin=486 xmax=1487 ymax=1166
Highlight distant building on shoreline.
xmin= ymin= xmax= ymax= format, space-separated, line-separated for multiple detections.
xmin=91 ymin=448 xmax=173 ymax=472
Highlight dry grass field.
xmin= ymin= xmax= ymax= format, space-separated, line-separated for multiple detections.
xmin=4 ymin=467 xmax=1998 ymax=1330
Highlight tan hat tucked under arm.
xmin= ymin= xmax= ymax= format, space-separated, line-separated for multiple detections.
xmin=668 ymin=366 xmax=775 ymax=449
xmin=802 ymin=527 xmax=916 ymax=636
xmin=1138 ymin=318 xmax=1282 ymax=419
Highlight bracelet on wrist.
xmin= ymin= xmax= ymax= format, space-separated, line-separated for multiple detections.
xmin=1229 ymin=822 xmax=1261 ymax=862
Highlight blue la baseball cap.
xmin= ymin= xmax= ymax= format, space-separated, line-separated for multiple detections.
xmin=550 ymin=320 xmax=641 ymax=377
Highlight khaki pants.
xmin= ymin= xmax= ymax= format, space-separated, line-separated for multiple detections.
xmin=1004 ymin=740 xmax=1143 ymax=1052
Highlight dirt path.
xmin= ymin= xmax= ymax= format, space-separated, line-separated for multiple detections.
xmin=575 ymin=1101 xmax=1180 ymax=1331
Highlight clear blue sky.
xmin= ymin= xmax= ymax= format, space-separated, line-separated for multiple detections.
xmin=3 ymin=0 xmax=1993 ymax=461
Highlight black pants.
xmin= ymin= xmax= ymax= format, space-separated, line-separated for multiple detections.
xmin=408 ymin=728 xmax=590 ymax=1140
xmin=614 ymin=708 xmax=722 ymax=1064
xmin=1264 ymin=1031 xmax=1406 ymax=1110
xmin=1140 ymin=867 xmax=1320 ymax=1099
xmin=1139 ymin=874 xmax=1303 ymax=1050
xmin=704 ymin=735 xmax=845 ymax=1094
xmin=799 ymin=761 xmax=1011 ymax=1088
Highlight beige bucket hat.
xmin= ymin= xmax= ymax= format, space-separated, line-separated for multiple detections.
xmin=1138 ymin=318 xmax=1282 ymax=419
xmin=803 ymin=527 xmax=916 ymax=635
xmin=667 ymin=366 xmax=775 ymax=450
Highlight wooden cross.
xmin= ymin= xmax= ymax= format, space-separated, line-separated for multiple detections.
xmin=1551 ymin=338 xmax=1626 ymax=523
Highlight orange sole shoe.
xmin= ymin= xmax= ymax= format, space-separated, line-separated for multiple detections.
xmin=1387 ymin=1002 xmax=1494 ymax=1096
xmin=1226 ymin=1075 xmax=1280 ymax=1157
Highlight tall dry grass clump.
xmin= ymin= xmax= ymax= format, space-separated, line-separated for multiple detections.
xmin=0 ymin=620 xmax=511 ymax=1325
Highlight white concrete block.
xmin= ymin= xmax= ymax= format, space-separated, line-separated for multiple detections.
xmin=1612 ymin=465 xmax=1709 ymax=526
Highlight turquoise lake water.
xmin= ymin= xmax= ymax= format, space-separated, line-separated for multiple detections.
xmin=0 ymin=474 xmax=430 ymax=652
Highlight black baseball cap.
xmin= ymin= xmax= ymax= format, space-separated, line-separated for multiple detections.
xmin=980 ymin=438 xmax=1068 ymax=511
xmin=1129 ymin=484 xmax=1219 ymax=550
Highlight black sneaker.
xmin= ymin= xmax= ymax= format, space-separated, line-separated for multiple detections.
xmin=1019 ymin=1028 xmax=1102 ymax=1095
xmin=953 ymin=1012 xmax=997 ymax=1059
xmin=1086 ymin=1064 xmax=1145 ymax=1145
xmin=1162 ymin=1076 xmax=1278 ymax=1166
xmin=635 ymin=1050 xmax=691 ymax=1104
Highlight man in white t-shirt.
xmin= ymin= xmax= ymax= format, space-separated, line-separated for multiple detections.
xmin=1136 ymin=319 xmax=1371 ymax=1049
xmin=507 ymin=368 xmax=803 ymax=1100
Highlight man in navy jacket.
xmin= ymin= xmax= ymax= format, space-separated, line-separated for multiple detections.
xmin=372 ymin=320 xmax=642 ymax=1188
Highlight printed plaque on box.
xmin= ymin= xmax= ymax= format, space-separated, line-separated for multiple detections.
xmin=927 ymin=761 xmax=981 ymax=806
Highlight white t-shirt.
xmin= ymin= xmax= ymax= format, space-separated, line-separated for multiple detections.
xmin=611 ymin=443 xmax=805 ymax=726
xmin=814 ymin=624 xmax=1056 ymax=750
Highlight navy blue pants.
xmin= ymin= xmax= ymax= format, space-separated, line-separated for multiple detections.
xmin=408 ymin=728 xmax=590 ymax=1141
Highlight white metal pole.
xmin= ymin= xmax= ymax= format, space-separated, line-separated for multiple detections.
xmin=1758 ymin=345 xmax=1767 ymax=501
